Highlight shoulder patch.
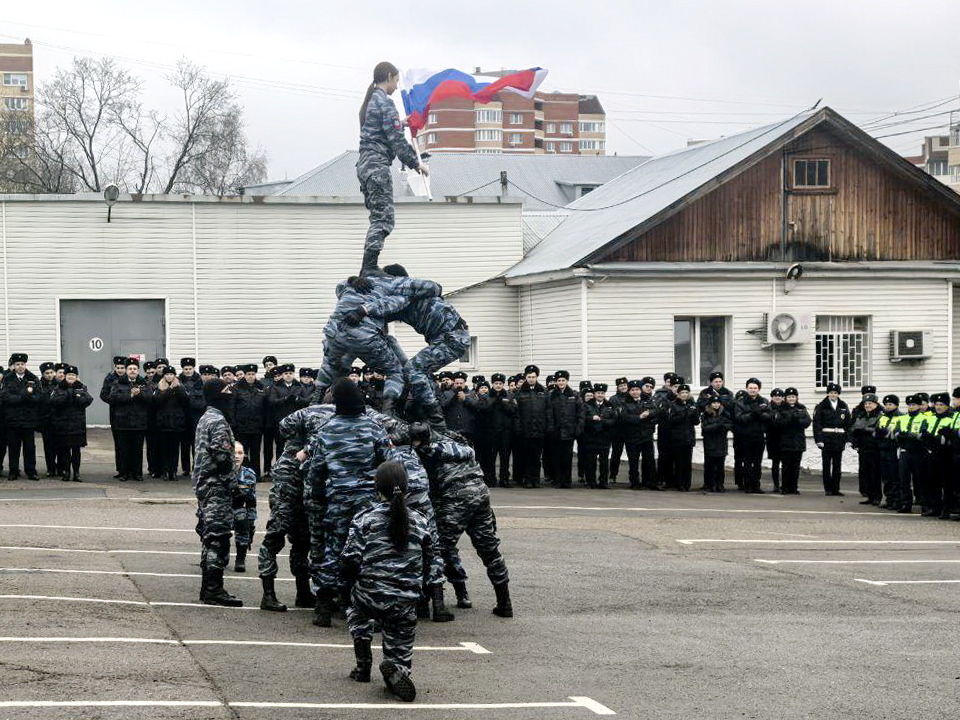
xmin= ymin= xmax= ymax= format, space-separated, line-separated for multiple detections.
xmin=392 ymin=118 xmax=402 ymax=131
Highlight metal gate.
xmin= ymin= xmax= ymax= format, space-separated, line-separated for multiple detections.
xmin=59 ymin=300 xmax=166 ymax=425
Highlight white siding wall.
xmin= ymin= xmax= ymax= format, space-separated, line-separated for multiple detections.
xmin=0 ymin=199 xmax=522 ymax=368
xmin=580 ymin=275 xmax=951 ymax=400
xmin=517 ymin=280 xmax=583 ymax=377
xmin=953 ymin=282 xmax=960 ymax=390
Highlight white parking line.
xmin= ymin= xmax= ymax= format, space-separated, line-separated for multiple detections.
xmin=677 ymin=539 xmax=960 ymax=545
xmin=0 ymin=594 xmax=299 ymax=611
xmin=854 ymin=579 xmax=960 ymax=586
xmin=0 ymin=567 xmax=294 ymax=582
xmin=0 ymin=545 xmax=289 ymax=557
xmin=757 ymin=559 xmax=960 ymax=565
xmin=0 ymin=636 xmax=490 ymax=653
xmin=0 ymin=523 xmax=194 ymax=533
xmin=0 ymin=697 xmax=615 ymax=714
xmin=495 ymin=505 xmax=909 ymax=517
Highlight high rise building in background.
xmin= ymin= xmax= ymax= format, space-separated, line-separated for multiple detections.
xmin=0 ymin=39 xmax=34 ymax=159
xmin=417 ymin=87 xmax=606 ymax=157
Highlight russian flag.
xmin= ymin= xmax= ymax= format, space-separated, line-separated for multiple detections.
xmin=401 ymin=67 xmax=548 ymax=137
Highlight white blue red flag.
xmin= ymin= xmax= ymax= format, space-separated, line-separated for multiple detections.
xmin=401 ymin=67 xmax=548 ymax=137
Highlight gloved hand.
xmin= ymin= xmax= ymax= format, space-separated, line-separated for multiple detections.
xmin=216 ymin=456 xmax=234 ymax=475
xmin=409 ymin=422 xmax=431 ymax=445
xmin=348 ymin=275 xmax=373 ymax=293
xmin=343 ymin=307 xmax=367 ymax=326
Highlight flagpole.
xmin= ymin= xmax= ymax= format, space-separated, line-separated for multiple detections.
xmin=399 ymin=72 xmax=433 ymax=201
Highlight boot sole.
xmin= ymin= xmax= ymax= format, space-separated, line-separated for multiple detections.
xmin=380 ymin=661 xmax=416 ymax=702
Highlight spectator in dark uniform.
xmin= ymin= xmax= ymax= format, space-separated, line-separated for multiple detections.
xmin=618 ymin=379 xmax=659 ymax=490
xmin=232 ymin=364 xmax=266 ymax=477
xmin=148 ymin=366 xmax=188 ymax=481
xmin=143 ymin=361 xmax=161 ymax=478
xmin=700 ymin=396 xmax=732 ymax=492
xmin=654 ymin=372 xmax=679 ymax=488
xmin=481 ymin=373 xmax=515 ymax=487
xmin=772 ymin=388 xmax=811 ymax=495
xmin=580 ymin=382 xmax=615 ymax=488
xmin=266 ymin=363 xmax=304 ymax=461
xmin=2 ymin=353 xmax=41 ymax=480
xmin=108 ymin=358 xmax=149 ymax=482
xmin=851 ymin=393 xmax=883 ymax=505
xmin=473 ymin=380 xmax=497 ymax=485
xmin=734 ymin=378 xmax=770 ymax=494
xmin=515 ymin=365 xmax=548 ymax=488
xmin=576 ymin=380 xmax=593 ymax=483
xmin=179 ymin=358 xmax=205 ymax=476
xmin=608 ymin=377 xmax=629 ymax=484
xmin=38 ymin=362 xmax=59 ymax=477
xmin=49 ymin=365 xmax=93 ymax=482
xmin=441 ymin=371 xmax=477 ymax=444
xmin=662 ymin=384 xmax=699 ymax=491
xmin=766 ymin=388 xmax=785 ymax=492
xmin=546 ymin=370 xmax=582 ymax=488
xmin=812 ymin=382 xmax=850 ymax=496
xmin=101 ymin=356 xmax=127 ymax=479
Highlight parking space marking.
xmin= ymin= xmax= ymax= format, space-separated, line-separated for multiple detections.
xmin=0 ymin=545 xmax=288 ymax=557
xmin=495 ymin=505 xmax=909 ymax=517
xmin=677 ymin=539 xmax=960 ymax=545
xmin=0 ymin=636 xmax=491 ymax=653
xmin=0 ymin=566 xmax=294 ymax=582
xmin=0 ymin=696 xmax=614 ymax=714
xmin=0 ymin=594 xmax=303 ymax=611
xmin=756 ymin=559 xmax=960 ymax=565
xmin=854 ymin=579 xmax=960 ymax=586
xmin=0 ymin=523 xmax=194 ymax=533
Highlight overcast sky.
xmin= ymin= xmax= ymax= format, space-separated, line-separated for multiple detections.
xmin=4 ymin=1 xmax=958 ymax=181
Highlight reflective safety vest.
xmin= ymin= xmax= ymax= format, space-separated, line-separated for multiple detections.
xmin=895 ymin=412 xmax=928 ymax=437
xmin=928 ymin=411 xmax=955 ymax=436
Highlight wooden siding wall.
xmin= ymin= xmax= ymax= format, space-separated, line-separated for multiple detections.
xmin=605 ymin=127 xmax=960 ymax=262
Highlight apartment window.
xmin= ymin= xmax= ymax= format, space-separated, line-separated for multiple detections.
xmin=815 ymin=316 xmax=870 ymax=390
xmin=476 ymin=149 xmax=502 ymax=154
xmin=476 ymin=129 xmax=502 ymax=142
xmin=508 ymin=132 xmax=523 ymax=146
xmin=579 ymin=140 xmax=606 ymax=151
xmin=559 ymin=122 xmax=574 ymax=135
xmin=459 ymin=336 xmax=479 ymax=368
xmin=4 ymin=120 xmax=26 ymax=135
xmin=427 ymin=132 xmax=437 ymax=146
xmin=3 ymin=73 xmax=28 ymax=87
xmin=579 ymin=121 xmax=605 ymax=133
xmin=546 ymin=122 xmax=556 ymax=134
xmin=675 ymin=316 xmax=727 ymax=386
xmin=476 ymin=109 xmax=502 ymax=124
xmin=545 ymin=142 xmax=555 ymax=153
xmin=509 ymin=112 xmax=524 ymax=125
xmin=559 ymin=141 xmax=573 ymax=153
xmin=793 ymin=158 xmax=831 ymax=188
xmin=428 ymin=112 xmax=437 ymax=125
xmin=4 ymin=97 xmax=28 ymax=111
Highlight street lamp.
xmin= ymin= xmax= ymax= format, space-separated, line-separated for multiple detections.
xmin=103 ymin=183 xmax=120 ymax=223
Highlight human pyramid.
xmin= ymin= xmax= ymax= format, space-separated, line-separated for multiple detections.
xmin=191 ymin=61 xmax=510 ymax=705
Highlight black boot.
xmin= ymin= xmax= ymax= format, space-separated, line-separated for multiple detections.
xmin=451 ymin=580 xmax=472 ymax=609
xmin=423 ymin=403 xmax=447 ymax=431
xmin=349 ymin=638 xmax=372 ymax=682
xmin=202 ymin=567 xmax=243 ymax=607
xmin=313 ymin=589 xmax=334 ymax=627
xmin=61 ymin=467 xmax=72 ymax=482
xmin=492 ymin=581 xmax=513 ymax=618
xmin=294 ymin=574 xmax=316 ymax=608
xmin=416 ymin=596 xmax=431 ymax=619
xmin=234 ymin=544 xmax=247 ymax=573
xmin=430 ymin=585 xmax=455 ymax=622
xmin=359 ymin=246 xmax=385 ymax=277
xmin=380 ymin=661 xmax=416 ymax=702
xmin=259 ymin=576 xmax=287 ymax=612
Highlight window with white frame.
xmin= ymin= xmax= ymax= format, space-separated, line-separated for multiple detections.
xmin=428 ymin=112 xmax=437 ymax=125
xmin=476 ymin=109 xmax=502 ymax=124
xmin=559 ymin=121 xmax=574 ymax=135
xmin=815 ymin=316 xmax=870 ymax=390
xmin=476 ymin=129 xmax=502 ymax=142
xmin=545 ymin=142 xmax=555 ymax=153
xmin=4 ymin=97 xmax=28 ymax=111
xmin=674 ymin=316 xmax=728 ymax=386
xmin=3 ymin=73 xmax=28 ymax=87
xmin=579 ymin=139 xmax=606 ymax=151
xmin=427 ymin=132 xmax=437 ymax=145
xmin=559 ymin=141 xmax=573 ymax=153
xmin=546 ymin=122 xmax=556 ymax=134
xmin=508 ymin=132 xmax=523 ymax=146
xmin=476 ymin=149 xmax=502 ymax=154
xmin=579 ymin=121 xmax=605 ymax=133
xmin=509 ymin=112 xmax=523 ymax=125
xmin=459 ymin=336 xmax=479 ymax=368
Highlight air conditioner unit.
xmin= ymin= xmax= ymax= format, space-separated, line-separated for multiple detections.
xmin=889 ymin=330 xmax=932 ymax=362
xmin=763 ymin=312 xmax=812 ymax=345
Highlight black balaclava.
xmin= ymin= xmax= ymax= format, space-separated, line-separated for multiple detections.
xmin=333 ymin=378 xmax=365 ymax=416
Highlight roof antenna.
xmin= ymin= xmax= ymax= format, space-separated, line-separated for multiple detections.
xmin=809 ymin=98 xmax=823 ymax=110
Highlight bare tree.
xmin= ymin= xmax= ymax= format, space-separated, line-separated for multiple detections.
xmin=0 ymin=109 xmax=78 ymax=194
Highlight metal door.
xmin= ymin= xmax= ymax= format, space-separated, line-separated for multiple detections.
xmin=59 ymin=300 xmax=166 ymax=425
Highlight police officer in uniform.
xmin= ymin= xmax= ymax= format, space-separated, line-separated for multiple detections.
xmin=101 ymin=356 xmax=127 ymax=478
xmin=514 ymin=365 xmax=548 ymax=488
xmin=813 ymin=382 xmax=850 ymax=496
xmin=546 ymin=370 xmax=583 ymax=488
xmin=179 ymin=358 xmax=205 ymax=476
xmin=580 ymin=382 xmax=615 ymax=488
xmin=608 ymin=377 xmax=629 ymax=484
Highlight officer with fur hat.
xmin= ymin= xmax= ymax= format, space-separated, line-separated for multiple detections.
xmin=265 ymin=363 xmax=304 ymax=461
xmin=2 ymin=354 xmax=41 ymax=480
xmin=546 ymin=370 xmax=583 ymax=488
xmin=875 ymin=395 xmax=902 ymax=509
xmin=851 ymin=393 xmax=883 ymax=505
xmin=101 ymin=355 xmax=128 ymax=478
xmin=618 ymin=379 xmax=660 ymax=490
xmin=179 ymin=358 xmax=205 ymax=476
xmin=38 ymin=361 xmax=59 ymax=477
xmin=924 ymin=392 xmax=954 ymax=517
xmin=580 ymin=383 xmax=615 ymax=488
xmin=515 ymin=365 xmax=548 ymax=488
xmin=49 ymin=365 xmax=93 ymax=482
xmin=893 ymin=395 xmax=929 ymax=513
xmin=477 ymin=373 xmax=515 ymax=487
xmin=108 ymin=358 xmax=150 ymax=482
xmin=608 ymin=376 xmax=630 ymax=483
xmin=813 ymin=382 xmax=850 ymax=496
xmin=150 ymin=365 xmax=189 ymax=482
xmin=772 ymin=388 xmax=811 ymax=495
xmin=734 ymin=378 xmax=770 ymax=494
xmin=441 ymin=371 xmax=477 ymax=443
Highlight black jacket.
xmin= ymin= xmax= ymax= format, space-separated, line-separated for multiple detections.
xmin=771 ymin=403 xmax=812 ymax=453
xmin=662 ymin=397 xmax=700 ymax=447
xmin=48 ymin=380 xmax=93 ymax=438
xmin=476 ymin=388 xmax=516 ymax=437
xmin=696 ymin=385 xmax=735 ymax=412
xmin=547 ymin=386 xmax=583 ymax=441
xmin=617 ymin=393 xmax=658 ymax=445
xmin=580 ymin=399 xmax=616 ymax=449
xmin=700 ymin=408 xmax=732 ymax=458
xmin=515 ymin=382 xmax=548 ymax=439
xmin=442 ymin=388 xmax=478 ymax=434
xmin=100 ymin=370 xmax=124 ymax=423
xmin=812 ymin=398 xmax=850 ymax=450
xmin=609 ymin=391 xmax=630 ymax=438
xmin=851 ymin=407 xmax=882 ymax=452
xmin=108 ymin=376 xmax=150 ymax=431
xmin=266 ymin=381 xmax=305 ymax=427
xmin=232 ymin=379 xmax=266 ymax=434
xmin=734 ymin=394 xmax=771 ymax=443
xmin=39 ymin=377 xmax=59 ymax=428
xmin=1 ymin=370 xmax=42 ymax=429
xmin=179 ymin=372 xmax=206 ymax=425
xmin=150 ymin=383 xmax=189 ymax=433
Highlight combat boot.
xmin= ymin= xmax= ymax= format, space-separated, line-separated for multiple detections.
xmin=233 ymin=544 xmax=247 ymax=573
xmin=359 ymin=247 xmax=385 ymax=277
xmin=492 ymin=581 xmax=513 ymax=618
xmin=430 ymin=585 xmax=455 ymax=622
xmin=312 ymin=589 xmax=334 ymax=627
xmin=416 ymin=596 xmax=431 ymax=619
xmin=349 ymin=638 xmax=372 ymax=682
xmin=259 ymin=576 xmax=287 ymax=612
xmin=202 ymin=567 xmax=243 ymax=607
xmin=380 ymin=661 xmax=417 ymax=702
xmin=423 ymin=403 xmax=447 ymax=432
xmin=451 ymin=580 xmax=472 ymax=609
xmin=294 ymin=574 xmax=316 ymax=608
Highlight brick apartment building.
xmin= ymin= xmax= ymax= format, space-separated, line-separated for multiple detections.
xmin=1 ymin=39 xmax=34 ymax=158
xmin=416 ymin=89 xmax=607 ymax=156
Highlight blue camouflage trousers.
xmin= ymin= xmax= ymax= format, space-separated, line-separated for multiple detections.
xmin=318 ymin=323 xmax=405 ymax=400
xmin=196 ymin=485 xmax=233 ymax=571
xmin=406 ymin=489 xmax=445 ymax=587
xmin=434 ymin=483 xmax=509 ymax=586
xmin=359 ymin=164 xmax=394 ymax=256
xmin=316 ymin=488 xmax=377 ymax=592
xmin=233 ymin=496 xmax=257 ymax=548
xmin=257 ymin=467 xmax=311 ymax=580
xmin=347 ymin=586 xmax=418 ymax=674
xmin=408 ymin=327 xmax=472 ymax=406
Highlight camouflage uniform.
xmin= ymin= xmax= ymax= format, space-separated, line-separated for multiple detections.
xmin=232 ymin=465 xmax=258 ymax=549
xmin=192 ymin=407 xmax=237 ymax=571
xmin=357 ymin=87 xmax=421 ymax=259
xmin=387 ymin=295 xmax=471 ymax=407
xmin=316 ymin=276 xmax=440 ymax=402
xmin=304 ymin=411 xmax=397 ymax=592
xmin=417 ymin=433 xmax=509 ymax=587
xmin=394 ymin=445 xmax=446 ymax=587
xmin=341 ymin=501 xmax=433 ymax=676
xmin=258 ymin=405 xmax=334 ymax=581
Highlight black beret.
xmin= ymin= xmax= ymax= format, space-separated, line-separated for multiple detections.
xmin=262 ymin=356 xmax=278 ymax=365
xmin=8 ymin=353 xmax=27 ymax=364
xmin=931 ymin=392 xmax=950 ymax=405
xmin=39 ymin=362 xmax=55 ymax=372
xmin=155 ymin=357 xmax=169 ymax=366
xmin=916 ymin=392 xmax=929 ymax=402
xmin=64 ymin=365 xmax=78 ymax=375
xmin=883 ymin=394 xmax=900 ymax=405
xmin=784 ymin=387 xmax=799 ymax=397
xmin=491 ymin=373 xmax=506 ymax=383
xmin=593 ymin=382 xmax=608 ymax=392
xmin=860 ymin=385 xmax=876 ymax=395
xmin=641 ymin=376 xmax=656 ymax=387
xmin=278 ymin=363 xmax=296 ymax=374
xmin=180 ymin=357 xmax=196 ymax=368
xmin=555 ymin=370 xmax=570 ymax=380
xmin=627 ymin=379 xmax=643 ymax=389
xmin=199 ymin=365 xmax=218 ymax=375
xmin=615 ymin=377 xmax=628 ymax=386
xmin=143 ymin=361 xmax=156 ymax=371
xmin=161 ymin=366 xmax=177 ymax=376
xmin=746 ymin=377 xmax=762 ymax=388
xmin=125 ymin=357 xmax=140 ymax=367
xmin=770 ymin=388 xmax=785 ymax=397
xmin=113 ymin=356 xmax=126 ymax=365
xmin=524 ymin=364 xmax=540 ymax=376
xmin=677 ymin=384 xmax=690 ymax=393
xmin=54 ymin=362 xmax=67 ymax=371
xmin=220 ymin=366 xmax=237 ymax=375
xmin=453 ymin=371 xmax=468 ymax=381
xmin=709 ymin=371 xmax=724 ymax=381
xmin=862 ymin=394 xmax=879 ymax=404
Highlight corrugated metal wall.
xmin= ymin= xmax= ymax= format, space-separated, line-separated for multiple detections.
xmin=0 ymin=198 xmax=522 ymax=371
xmin=518 ymin=279 xmax=583 ymax=378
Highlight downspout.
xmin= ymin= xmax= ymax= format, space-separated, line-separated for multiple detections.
xmin=770 ymin=277 xmax=777 ymax=387
xmin=1 ymin=201 xmax=8 ymax=360
xmin=581 ymin=279 xmax=589 ymax=378
xmin=947 ymin=280 xmax=954 ymax=392
xmin=192 ymin=203 xmax=199 ymax=358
